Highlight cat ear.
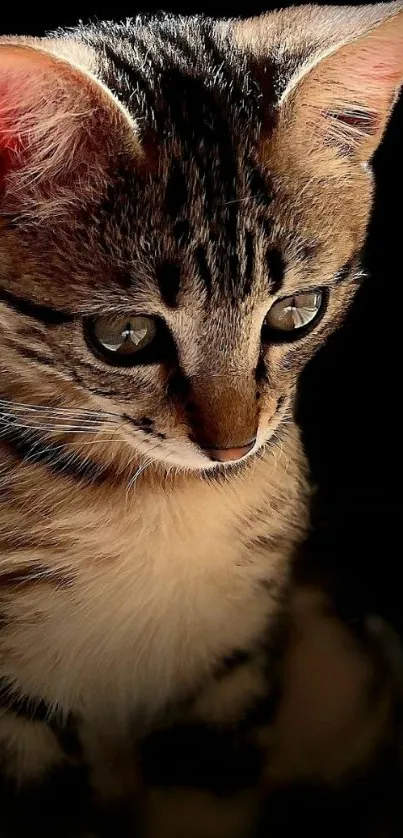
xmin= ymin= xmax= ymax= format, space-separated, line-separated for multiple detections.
xmin=0 ymin=40 xmax=139 ymax=220
xmin=281 ymin=5 xmax=403 ymax=164
xmin=233 ymin=3 xmax=403 ymax=166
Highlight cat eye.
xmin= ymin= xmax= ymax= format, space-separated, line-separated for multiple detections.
xmin=264 ymin=291 xmax=324 ymax=340
xmin=84 ymin=314 xmax=165 ymax=366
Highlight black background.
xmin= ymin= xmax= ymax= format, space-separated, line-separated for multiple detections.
xmin=1 ymin=1 xmax=402 ymax=629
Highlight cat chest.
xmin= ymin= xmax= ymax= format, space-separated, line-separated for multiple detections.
xmin=3 ymin=500 xmax=282 ymax=719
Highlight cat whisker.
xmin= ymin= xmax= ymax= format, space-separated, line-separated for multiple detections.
xmin=0 ymin=404 xmax=119 ymax=429
xmin=0 ymin=416 xmax=107 ymax=434
xmin=0 ymin=398 xmax=120 ymax=421
xmin=65 ymin=438 xmax=127 ymax=448
xmin=219 ymin=196 xmax=255 ymax=207
xmin=126 ymin=458 xmax=154 ymax=491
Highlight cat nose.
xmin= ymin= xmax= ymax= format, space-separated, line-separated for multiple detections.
xmin=203 ymin=440 xmax=256 ymax=463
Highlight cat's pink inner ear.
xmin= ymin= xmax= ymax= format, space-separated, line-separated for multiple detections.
xmin=0 ymin=45 xmax=89 ymax=171
xmin=0 ymin=43 xmax=138 ymax=218
xmin=0 ymin=49 xmax=35 ymax=177
xmin=285 ymin=10 xmax=403 ymax=162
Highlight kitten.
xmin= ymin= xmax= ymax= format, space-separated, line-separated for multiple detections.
xmin=0 ymin=2 xmax=403 ymax=831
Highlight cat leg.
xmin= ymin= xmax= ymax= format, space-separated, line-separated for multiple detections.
xmin=0 ymin=710 xmax=66 ymax=785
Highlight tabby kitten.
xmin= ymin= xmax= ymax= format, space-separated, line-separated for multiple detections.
xmin=0 ymin=0 xmax=403 ymax=821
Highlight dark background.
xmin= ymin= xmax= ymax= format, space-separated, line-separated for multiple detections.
xmin=4 ymin=0 xmax=393 ymax=35
xmin=2 ymin=1 xmax=402 ymax=629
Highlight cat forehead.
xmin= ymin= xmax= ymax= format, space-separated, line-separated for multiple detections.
xmin=78 ymin=161 xmax=329 ymax=313
xmin=86 ymin=23 xmax=340 ymax=259
xmin=98 ymin=135 xmax=327 ymax=302
xmin=96 ymin=45 xmax=262 ymax=173
xmin=87 ymin=35 xmax=279 ymax=293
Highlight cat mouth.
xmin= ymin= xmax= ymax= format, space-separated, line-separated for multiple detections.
xmin=123 ymin=409 xmax=289 ymax=474
xmin=124 ymin=431 xmax=259 ymax=474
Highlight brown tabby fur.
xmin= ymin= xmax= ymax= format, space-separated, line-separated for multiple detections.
xmin=0 ymin=3 xmax=403 ymax=831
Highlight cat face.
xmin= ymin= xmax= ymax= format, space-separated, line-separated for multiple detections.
xmin=0 ymin=5 xmax=402 ymax=474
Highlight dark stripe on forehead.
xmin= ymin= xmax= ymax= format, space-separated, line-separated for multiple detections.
xmin=155 ymin=262 xmax=181 ymax=308
xmin=155 ymin=25 xmax=199 ymax=69
xmin=228 ymin=249 xmax=239 ymax=298
xmin=248 ymin=165 xmax=273 ymax=208
xmin=260 ymin=217 xmax=272 ymax=239
xmin=173 ymin=219 xmax=191 ymax=246
xmin=102 ymin=43 xmax=136 ymax=82
xmin=243 ymin=230 xmax=255 ymax=296
xmin=198 ymin=27 xmax=260 ymax=128
xmin=197 ymin=28 xmax=229 ymax=75
xmin=195 ymin=246 xmax=213 ymax=297
xmin=102 ymin=42 xmax=156 ymax=123
xmin=161 ymin=78 xmax=216 ymax=216
xmin=165 ymin=160 xmax=188 ymax=221
xmin=0 ymin=420 xmax=105 ymax=485
xmin=267 ymin=248 xmax=286 ymax=295
xmin=160 ymin=69 xmax=240 ymax=254
xmin=0 ymin=287 xmax=73 ymax=326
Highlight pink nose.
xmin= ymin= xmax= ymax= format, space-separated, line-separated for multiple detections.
xmin=204 ymin=440 xmax=256 ymax=463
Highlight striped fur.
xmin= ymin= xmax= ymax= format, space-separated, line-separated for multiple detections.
xmin=0 ymin=4 xmax=403 ymax=830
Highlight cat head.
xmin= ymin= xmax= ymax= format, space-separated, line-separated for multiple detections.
xmin=0 ymin=3 xmax=402 ymax=476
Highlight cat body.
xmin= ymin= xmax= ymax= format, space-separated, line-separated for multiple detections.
xmin=0 ymin=1 xmax=403 ymax=819
xmin=0 ymin=423 xmax=306 ymax=786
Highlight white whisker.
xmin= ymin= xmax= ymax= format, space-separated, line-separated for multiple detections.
xmin=0 ymin=416 xmax=105 ymax=434
xmin=126 ymin=458 xmax=154 ymax=491
xmin=0 ymin=398 xmax=119 ymax=421
xmin=219 ymin=196 xmax=255 ymax=207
